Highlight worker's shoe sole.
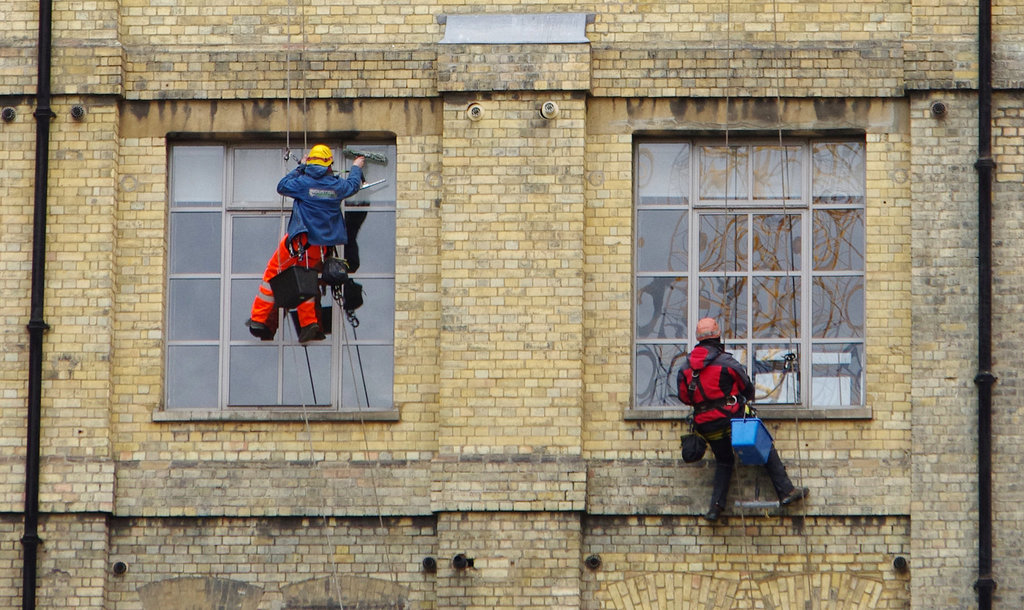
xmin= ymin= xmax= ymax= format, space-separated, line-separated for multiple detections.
xmin=781 ymin=487 xmax=809 ymax=506
xmin=298 ymin=323 xmax=326 ymax=343
xmin=246 ymin=319 xmax=275 ymax=340
xmin=703 ymin=504 xmax=724 ymax=522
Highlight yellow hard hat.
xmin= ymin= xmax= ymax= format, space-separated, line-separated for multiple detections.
xmin=306 ymin=144 xmax=333 ymax=166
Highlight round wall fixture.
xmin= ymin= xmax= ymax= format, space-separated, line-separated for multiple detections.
xmin=466 ymin=103 xmax=485 ymax=121
xmin=1 ymin=107 xmax=15 ymax=122
xmin=70 ymin=105 xmax=86 ymax=120
xmin=930 ymin=101 xmax=948 ymax=118
xmin=540 ymin=101 xmax=560 ymax=119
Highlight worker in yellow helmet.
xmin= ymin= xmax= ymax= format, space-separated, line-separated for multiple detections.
xmin=246 ymin=145 xmax=365 ymax=343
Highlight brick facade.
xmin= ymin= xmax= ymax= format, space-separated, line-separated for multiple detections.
xmin=1 ymin=0 xmax=1021 ymax=608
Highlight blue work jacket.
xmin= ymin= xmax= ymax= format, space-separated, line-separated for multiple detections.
xmin=277 ymin=163 xmax=364 ymax=246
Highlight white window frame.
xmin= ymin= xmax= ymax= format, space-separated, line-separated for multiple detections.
xmin=165 ymin=141 xmax=396 ymax=413
xmin=633 ymin=137 xmax=866 ymax=415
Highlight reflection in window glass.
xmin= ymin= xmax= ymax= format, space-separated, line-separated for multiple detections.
xmin=636 ymin=142 xmax=691 ymax=205
xmin=698 ymin=276 xmax=749 ymax=339
xmin=752 ymin=276 xmax=800 ymax=338
xmin=813 ymin=209 xmax=864 ymax=271
xmin=752 ymin=344 xmax=800 ymax=404
xmin=636 ymin=277 xmax=687 ymax=340
xmin=699 ymin=214 xmax=747 ymax=272
xmin=812 ymin=276 xmax=864 ymax=338
xmin=634 ymin=343 xmax=689 ymax=407
xmin=752 ymin=145 xmax=802 ymax=200
xmin=699 ymin=146 xmax=748 ymax=200
xmin=752 ymin=213 xmax=800 ymax=272
xmin=812 ymin=343 xmax=863 ymax=407
xmin=812 ymin=142 xmax=865 ymax=203
xmin=635 ymin=138 xmax=865 ymax=410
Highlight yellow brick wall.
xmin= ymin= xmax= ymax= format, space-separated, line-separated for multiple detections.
xmin=4 ymin=0 xmax=1023 ymax=607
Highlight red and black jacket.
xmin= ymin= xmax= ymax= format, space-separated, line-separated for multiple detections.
xmin=676 ymin=340 xmax=755 ymax=425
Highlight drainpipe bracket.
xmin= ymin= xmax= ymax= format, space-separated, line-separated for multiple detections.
xmin=32 ymin=107 xmax=55 ymax=121
xmin=974 ymin=371 xmax=997 ymax=387
xmin=974 ymin=576 xmax=997 ymax=593
xmin=20 ymin=533 xmax=41 ymax=547
xmin=26 ymin=319 xmax=50 ymax=333
xmin=974 ymin=158 xmax=996 ymax=171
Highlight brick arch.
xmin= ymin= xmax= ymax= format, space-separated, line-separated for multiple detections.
xmin=597 ymin=573 xmax=740 ymax=609
xmin=280 ymin=575 xmax=411 ymax=609
xmin=755 ymin=572 xmax=884 ymax=609
xmin=137 ymin=576 xmax=263 ymax=610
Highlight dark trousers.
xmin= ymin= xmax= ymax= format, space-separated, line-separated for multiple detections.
xmin=698 ymin=421 xmax=796 ymax=509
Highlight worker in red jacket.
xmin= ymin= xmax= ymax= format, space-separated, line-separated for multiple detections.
xmin=677 ymin=317 xmax=808 ymax=522
xmin=246 ymin=144 xmax=364 ymax=343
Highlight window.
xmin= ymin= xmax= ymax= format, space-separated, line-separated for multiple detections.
xmin=166 ymin=142 xmax=396 ymax=411
xmin=634 ymin=138 xmax=865 ymax=411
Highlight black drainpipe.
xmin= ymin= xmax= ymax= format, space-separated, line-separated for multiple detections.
xmin=22 ymin=0 xmax=55 ymax=607
xmin=973 ymin=0 xmax=996 ymax=606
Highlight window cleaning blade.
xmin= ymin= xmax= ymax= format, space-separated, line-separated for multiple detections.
xmin=360 ymin=178 xmax=387 ymax=190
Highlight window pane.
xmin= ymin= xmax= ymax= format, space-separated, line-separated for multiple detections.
xmin=634 ymin=343 xmax=689 ymax=407
xmin=752 ymin=145 xmax=802 ymax=200
xmin=231 ymin=216 xmax=284 ymax=274
xmin=232 ymin=148 xmax=286 ymax=206
xmin=172 ymin=146 xmax=223 ymax=206
xmin=812 ymin=142 xmax=865 ymax=203
xmin=812 ymin=343 xmax=863 ymax=407
xmin=339 ymin=278 xmax=395 ymax=342
xmin=228 ymin=345 xmax=278 ymax=405
xmin=166 ymin=346 xmax=219 ymax=408
xmin=344 ymin=210 xmax=395 ymax=274
xmin=812 ymin=276 xmax=864 ymax=338
xmin=345 ymin=144 xmax=397 ymax=205
xmin=169 ymin=212 xmax=222 ymax=274
xmin=698 ymin=276 xmax=747 ymax=338
xmin=230 ymin=278 xmax=263 ymax=341
xmin=751 ymin=344 xmax=799 ymax=404
xmin=636 ymin=277 xmax=687 ymax=340
xmin=637 ymin=209 xmax=688 ymax=272
xmin=699 ymin=214 xmax=747 ymax=272
xmin=813 ymin=209 xmax=864 ymax=271
xmin=284 ymin=345 xmax=331 ymax=406
xmin=752 ymin=276 xmax=800 ymax=338
xmin=636 ymin=143 xmax=690 ymax=205
xmin=699 ymin=146 xmax=748 ymax=200
xmin=752 ymin=213 xmax=801 ymax=272
xmin=168 ymin=279 xmax=220 ymax=341
xmin=341 ymin=344 xmax=394 ymax=408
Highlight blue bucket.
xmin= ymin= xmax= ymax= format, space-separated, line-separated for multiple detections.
xmin=731 ymin=417 xmax=773 ymax=465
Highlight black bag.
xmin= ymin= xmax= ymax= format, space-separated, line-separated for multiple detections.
xmin=268 ymin=265 xmax=319 ymax=309
xmin=321 ymin=256 xmax=349 ymax=286
xmin=680 ymin=431 xmax=707 ymax=463
xmin=342 ymin=278 xmax=364 ymax=312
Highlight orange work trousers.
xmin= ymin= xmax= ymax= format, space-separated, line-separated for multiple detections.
xmin=250 ymin=234 xmax=325 ymax=332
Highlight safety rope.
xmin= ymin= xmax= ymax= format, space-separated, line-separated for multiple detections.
xmin=336 ymin=292 xmax=398 ymax=582
xmin=769 ymin=0 xmax=812 ymax=568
